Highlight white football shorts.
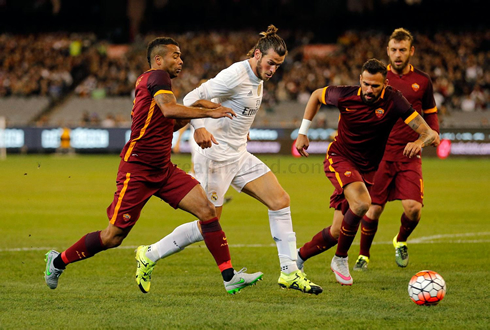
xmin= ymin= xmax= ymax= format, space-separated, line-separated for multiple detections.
xmin=193 ymin=150 xmax=270 ymax=206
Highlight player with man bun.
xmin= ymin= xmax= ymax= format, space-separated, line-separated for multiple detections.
xmin=136 ymin=25 xmax=323 ymax=295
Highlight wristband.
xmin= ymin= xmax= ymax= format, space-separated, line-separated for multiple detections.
xmin=298 ymin=119 xmax=312 ymax=135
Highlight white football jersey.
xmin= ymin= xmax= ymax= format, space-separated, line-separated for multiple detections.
xmin=184 ymin=59 xmax=263 ymax=161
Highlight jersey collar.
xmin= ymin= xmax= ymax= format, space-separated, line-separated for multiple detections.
xmin=387 ymin=64 xmax=414 ymax=75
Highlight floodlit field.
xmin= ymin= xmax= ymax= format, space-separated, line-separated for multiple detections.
xmin=1 ymin=154 xmax=489 ymax=329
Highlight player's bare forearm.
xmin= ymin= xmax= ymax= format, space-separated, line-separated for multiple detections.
xmin=303 ymin=88 xmax=324 ymax=121
xmin=407 ymin=114 xmax=437 ymax=148
xmin=190 ymin=99 xmax=220 ymax=109
xmin=296 ymin=88 xmax=323 ymax=157
xmin=404 ymin=114 xmax=437 ymax=157
xmin=155 ymin=94 xmax=235 ymax=119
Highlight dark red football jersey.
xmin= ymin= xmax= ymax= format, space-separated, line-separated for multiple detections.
xmin=120 ymin=69 xmax=175 ymax=169
xmin=322 ymin=85 xmax=416 ymax=172
xmin=383 ymin=64 xmax=439 ymax=161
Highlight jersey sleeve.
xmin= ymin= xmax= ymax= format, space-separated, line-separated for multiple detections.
xmin=424 ymin=112 xmax=440 ymax=133
xmin=147 ymin=70 xmax=173 ymax=97
xmin=322 ymin=86 xmax=343 ymax=107
xmin=390 ymin=90 xmax=416 ymax=123
xmin=421 ymin=78 xmax=440 ymax=133
xmin=196 ymin=65 xmax=242 ymax=101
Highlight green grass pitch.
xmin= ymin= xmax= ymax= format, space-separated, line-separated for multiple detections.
xmin=1 ymin=154 xmax=489 ymax=329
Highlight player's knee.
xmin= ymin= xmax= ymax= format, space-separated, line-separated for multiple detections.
xmin=100 ymin=226 xmax=127 ymax=248
xmin=405 ymin=204 xmax=422 ymax=221
xmin=402 ymin=200 xmax=422 ymax=221
xmin=100 ymin=234 xmax=124 ymax=248
xmin=268 ymin=191 xmax=290 ymax=211
xmin=367 ymin=204 xmax=383 ymax=220
xmin=330 ymin=224 xmax=341 ymax=239
xmin=352 ymin=200 xmax=370 ymax=216
xmin=197 ymin=199 xmax=217 ymax=220
xmin=108 ymin=238 xmax=123 ymax=248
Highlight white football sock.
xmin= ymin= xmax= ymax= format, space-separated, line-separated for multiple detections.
xmin=146 ymin=220 xmax=203 ymax=262
xmin=268 ymin=206 xmax=299 ymax=274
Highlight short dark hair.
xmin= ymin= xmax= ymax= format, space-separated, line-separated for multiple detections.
xmin=389 ymin=28 xmax=414 ymax=48
xmin=247 ymin=24 xmax=288 ymax=58
xmin=147 ymin=37 xmax=179 ymax=67
xmin=362 ymin=58 xmax=387 ymax=78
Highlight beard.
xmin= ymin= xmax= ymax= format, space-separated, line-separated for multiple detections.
xmin=361 ymin=92 xmax=380 ymax=105
xmin=391 ymin=57 xmax=410 ymax=73
xmin=256 ymin=57 xmax=270 ymax=81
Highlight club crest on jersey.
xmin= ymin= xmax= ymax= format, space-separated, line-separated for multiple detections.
xmin=375 ymin=108 xmax=385 ymax=118
xmin=344 ymin=171 xmax=352 ymax=177
xmin=123 ymin=214 xmax=131 ymax=221
xmin=412 ymin=83 xmax=420 ymax=92
xmin=210 ymin=192 xmax=219 ymax=202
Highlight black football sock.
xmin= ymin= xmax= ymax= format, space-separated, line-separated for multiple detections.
xmin=53 ymin=254 xmax=66 ymax=269
xmin=221 ymin=268 xmax=235 ymax=282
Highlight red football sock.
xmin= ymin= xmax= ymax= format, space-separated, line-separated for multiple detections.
xmin=335 ymin=209 xmax=362 ymax=257
xmin=359 ymin=215 xmax=379 ymax=258
xmin=60 ymin=231 xmax=107 ymax=265
xmin=397 ymin=213 xmax=419 ymax=242
xmin=200 ymin=217 xmax=232 ymax=272
xmin=299 ymin=226 xmax=338 ymax=261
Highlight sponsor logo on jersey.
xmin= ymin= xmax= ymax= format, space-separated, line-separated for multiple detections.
xmin=375 ymin=108 xmax=385 ymax=118
xmin=242 ymin=107 xmax=259 ymax=116
xmin=247 ymin=90 xmax=253 ymax=96
xmin=412 ymin=83 xmax=420 ymax=92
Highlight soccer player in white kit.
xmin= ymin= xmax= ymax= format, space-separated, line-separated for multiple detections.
xmin=138 ymin=25 xmax=322 ymax=295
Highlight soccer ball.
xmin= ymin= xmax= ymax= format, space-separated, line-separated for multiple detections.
xmin=408 ymin=270 xmax=446 ymax=306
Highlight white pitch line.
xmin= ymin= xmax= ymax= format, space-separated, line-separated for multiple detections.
xmin=1 ymin=232 xmax=490 ymax=252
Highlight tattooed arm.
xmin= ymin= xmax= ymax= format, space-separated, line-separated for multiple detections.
xmin=403 ymin=113 xmax=440 ymax=158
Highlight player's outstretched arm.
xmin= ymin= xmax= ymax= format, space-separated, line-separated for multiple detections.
xmin=295 ymin=88 xmax=324 ymax=157
xmin=190 ymin=99 xmax=221 ymax=109
xmin=155 ymin=93 xmax=236 ymax=120
xmin=403 ymin=113 xmax=438 ymax=158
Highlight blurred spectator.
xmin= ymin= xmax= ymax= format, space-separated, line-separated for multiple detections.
xmin=101 ymin=114 xmax=116 ymax=128
xmin=0 ymin=33 xmax=95 ymax=98
xmin=461 ymin=93 xmax=476 ymax=112
xmin=470 ymin=85 xmax=486 ymax=111
xmin=1 ymin=28 xmax=489 ymax=128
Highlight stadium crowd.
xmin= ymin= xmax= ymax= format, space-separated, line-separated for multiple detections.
xmin=1 ymin=29 xmax=489 ymax=126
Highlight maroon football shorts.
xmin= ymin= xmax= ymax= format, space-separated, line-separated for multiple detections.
xmin=107 ymin=161 xmax=199 ymax=228
xmin=370 ymin=159 xmax=424 ymax=205
xmin=323 ymin=154 xmax=375 ymax=210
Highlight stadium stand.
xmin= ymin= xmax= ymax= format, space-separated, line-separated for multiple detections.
xmin=0 ymin=97 xmax=50 ymax=126
xmin=1 ymin=29 xmax=489 ymax=128
xmin=46 ymin=97 xmax=132 ymax=127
